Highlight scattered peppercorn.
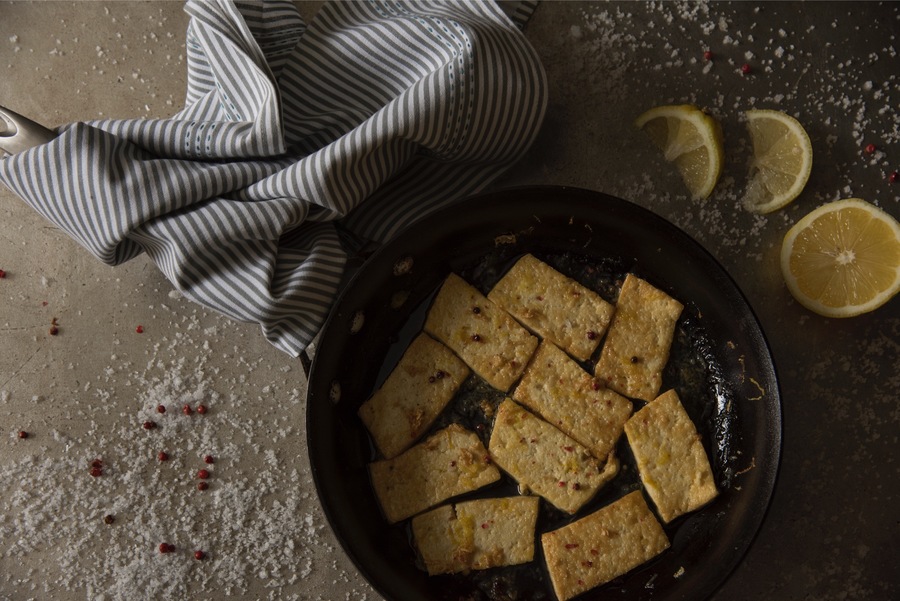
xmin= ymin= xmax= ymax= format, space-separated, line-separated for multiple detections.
xmin=203 ymin=455 xmax=214 ymax=464
xmin=91 ymin=459 xmax=103 ymax=469
xmin=182 ymin=404 xmax=192 ymax=416
xmin=197 ymin=481 xmax=209 ymax=491
xmin=0 ymin=269 xmax=6 ymax=278
xmin=865 ymin=143 xmax=877 ymax=154
xmin=90 ymin=467 xmax=103 ymax=477
xmin=17 ymin=430 xmax=28 ymax=439
xmin=158 ymin=451 xmax=169 ymax=462
xmin=156 ymin=404 xmax=166 ymax=414
xmin=740 ymin=63 xmax=751 ymax=74
xmin=135 ymin=325 xmax=144 ymax=334
xmin=104 ymin=514 xmax=115 ymax=525
xmin=471 ymin=334 xmax=482 ymax=342
xmin=703 ymin=50 xmax=713 ymax=61
xmin=159 ymin=543 xmax=174 ymax=554
xmin=472 ymin=306 xmax=481 ymax=314
xmin=586 ymin=330 xmax=597 ymax=340
xmin=49 ymin=325 xmax=59 ymax=336
xmin=194 ymin=550 xmax=206 ymax=560
xmin=196 ymin=404 xmax=207 ymax=414
xmin=143 ymin=421 xmax=156 ymax=430
xmin=890 ymin=171 xmax=899 ymax=183
xmin=197 ymin=469 xmax=210 ymax=480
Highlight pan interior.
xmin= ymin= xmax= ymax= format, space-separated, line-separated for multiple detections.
xmin=307 ymin=186 xmax=781 ymax=601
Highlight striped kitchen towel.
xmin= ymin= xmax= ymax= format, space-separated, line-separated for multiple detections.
xmin=0 ymin=0 xmax=547 ymax=357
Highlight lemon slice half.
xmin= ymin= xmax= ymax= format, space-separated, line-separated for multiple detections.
xmin=742 ymin=109 xmax=813 ymax=213
xmin=781 ymin=198 xmax=900 ymax=317
xmin=635 ymin=104 xmax=724 ymax=201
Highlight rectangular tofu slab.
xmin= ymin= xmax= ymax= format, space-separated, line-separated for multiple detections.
xmin=595 ymin=274 xmax=683 ymax=402
xmin=411 ymin=496 xmax=540 ymax=575
xmin=623 ymin=389 xmax=718 ymax=523
xmin=513 ymin=340 xmax=632 ymax=461
xmin=369 ymin=424 xmax=501 ymax=524
xmin=424 ymin=273 xmax=539 ymax=392
xmin=487 ymin=254 xmax=615 ymax=361
xmin=541 ymin=490 xmax=670 ymax=601
xmin=358 ymin=333 xmax=470 ymax=458
xmin=488 ymin=399 xmax=618 ymax=514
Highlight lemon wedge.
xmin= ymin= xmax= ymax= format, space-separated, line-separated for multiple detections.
xmin=635 ymin=104 xmax=724 ymax=201
xmin=781 ymin=198 xmax=900 ymax=317
xmin=742 ymin=109 xmax=813 ymax=213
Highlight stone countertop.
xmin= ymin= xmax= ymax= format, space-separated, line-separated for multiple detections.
xmin=1 ymin=2 xmax=897 ymax=600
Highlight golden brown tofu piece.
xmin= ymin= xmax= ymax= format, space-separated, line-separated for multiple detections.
xmin=487 ymin=254 xmax=615 ymax=361
xmin=369 ymin=424 xmax=501 ymax=524
xmin=412 ymin=496 xmax=539 ymax=575
xmin=541 ymin=490 xmax=670 ymax=601
xmin=424 ymin=273 xmax=539 ymax=392
xmin=513 ymin=340 xmax=632 ymax=460
xmin=624 ymin=389 xmax=718 ymax=523
xmin=488 ymin=399 xmax=618 ymax=514
xmin=595 ymin=274 xmax=683 ymax=401
xmin=359 ymin=333 xmax=470 ymax=458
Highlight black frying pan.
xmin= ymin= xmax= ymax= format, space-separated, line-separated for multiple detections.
xmin=307 ymin=186 xmax=781 ymax=601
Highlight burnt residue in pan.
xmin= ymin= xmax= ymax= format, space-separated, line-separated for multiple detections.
xmin=367 ymin=247 xmax=740 ymax=601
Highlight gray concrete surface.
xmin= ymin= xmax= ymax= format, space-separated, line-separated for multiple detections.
xmin=1 ymin=2 xmax=897 ymax=600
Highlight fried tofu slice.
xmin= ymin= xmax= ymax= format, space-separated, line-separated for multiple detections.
xmin=541 ymin=490 xmax=670 ymax=601
xmin=487 ymin=254 xmax=615 ymax=361
xmin=624 ymin=389 xmax=718 ymax=523
xmin=412 ymin=496 xmax=540 ymax=575
xmin=358 ymin=333 xmax=470 ymax=458
xmin=488 ymin=399 xmax=618 ymax=514
xmin=595 ymin=274 xmax=683 ymax=401
xmin=369 ymin=424 xmax=501 ymax=524
xmin=424 ymin=273 xmax=539 ymax=392
xmin=513 ymin=341 xmax=632 ymax=461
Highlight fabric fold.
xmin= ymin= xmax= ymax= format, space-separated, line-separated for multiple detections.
xmin=0 ymin=0 xmax=547 ymax=357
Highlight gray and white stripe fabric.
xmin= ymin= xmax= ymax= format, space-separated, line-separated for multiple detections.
xmin=0 ymin=0 xmax=547 ymax=356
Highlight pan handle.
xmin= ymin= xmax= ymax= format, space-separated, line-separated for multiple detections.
xmin=0 ymin=105 xmax=58 ymax=156
xmin=300 ymin=350 xmax=312 ymax=378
